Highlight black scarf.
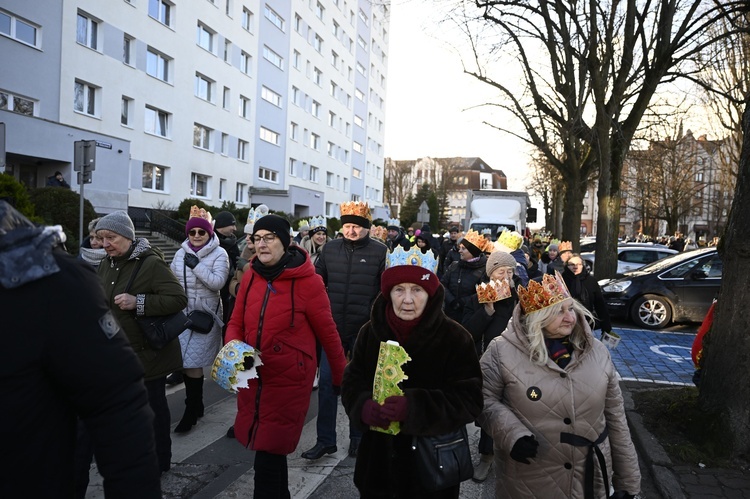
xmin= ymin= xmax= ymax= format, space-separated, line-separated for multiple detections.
xmin=251 ymin=246 xmax=304 ymax=282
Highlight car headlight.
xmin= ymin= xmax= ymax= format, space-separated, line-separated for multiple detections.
xmin=602 ymin=280 xmax=632 ymax=293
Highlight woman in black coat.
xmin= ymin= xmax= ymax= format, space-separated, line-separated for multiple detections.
xmin=440 ymin=235 xmax=487 ymax=323
xmin=561 ymin=253 xmax=613 ymax=334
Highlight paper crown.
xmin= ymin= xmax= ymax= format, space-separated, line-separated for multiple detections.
xmin=559 ymin=241 xmax=573 ymax=253
xmin=497 ymin=230 xmax=524 ymax=251
xmin=517 ymin=271 xmax=571 ymax=314
xmin=386 ymin=218 xmax=401 ymax=228
xmin=370 ymin=225 xmax=387 ymax=242
xmin=189 ymin=205 xmax=212 ymax=223
xmin=386 ymin=246 xmax=439 ymax=273
xmin=297 ymin=219 xmax=310 ymax=230
xmin=476 ymin=279 xmax=512 ymax=303
xmin=462 ymin=229 xmax=492 ymax=253
xmin=244 ymin=204 xmax=269 ymax=233
xmin=309 ymin=215 xmax=326 ymax=230
xmin=340 ymin=201 xmax=372 ymax=221
xmin=211 ymin=340 xmax=262 ymax=394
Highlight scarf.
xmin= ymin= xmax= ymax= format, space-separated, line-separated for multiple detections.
xmin=545 ymin=337 xmax=573 ymax=369
xmin=80 ymin=246 xmax=107 ymax=267
xmin=385 ymin=304 xmax=422 ymax=345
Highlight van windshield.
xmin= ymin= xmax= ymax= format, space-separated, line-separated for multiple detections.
xmin=469 ymin=223 xmax=517 ymax=241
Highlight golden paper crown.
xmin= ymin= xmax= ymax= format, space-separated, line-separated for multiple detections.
xmin=517 ymin=271 xmax=571 ymax=314
xmin=370 ymin=225 xmax=387 ymax=242
xmin=497 ymin=230 xmax=524 ymax=251
xmin=462 ymin=229 xmax=491 ymax=253
xmin=559 ymin=241 xmax=573 ymax=253
xmin=189 ymin=205 xmax=212 ymax=223
xmin=340 ymin=201 xmax=372 ymax=221
xmin=476 ymin=279 xmax=512 ymax=303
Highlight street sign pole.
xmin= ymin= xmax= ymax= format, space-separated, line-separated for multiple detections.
xmin=75 ymin=140 xmax=96 ymax=254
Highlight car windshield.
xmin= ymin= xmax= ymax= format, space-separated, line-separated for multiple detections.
xmin=628 ymin=248 xmax=715 ymax=274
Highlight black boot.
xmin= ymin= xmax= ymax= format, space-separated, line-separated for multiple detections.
xmin=174 ymin=376 xmax=203 ymax=433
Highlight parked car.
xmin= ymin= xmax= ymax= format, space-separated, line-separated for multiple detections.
xmin=579 ymin=237 xmax=598 ymax=253
xmin=599 ymin=247 xmax=721 ymax=329
xmin=581 ymin=243 xmax=677 ymax=275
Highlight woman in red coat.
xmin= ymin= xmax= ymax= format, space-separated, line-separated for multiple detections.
xmin=225 ymin=215 xmax=347 ymax=498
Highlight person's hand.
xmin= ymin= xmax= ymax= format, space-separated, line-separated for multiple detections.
xmin=510 ymin=435 xmax=539 ymax=464
xmin=483 ymin=302 xmax=495 ymax=316
xmin=184 ymin=253 xmax=200 ymax=269
xmin=113 ymin=293 xmax=136 ymax=311
xmin=361 ymin=399 xmax=390 ymax=428
xmin=381 ymin=395 xmax=408 ymax=422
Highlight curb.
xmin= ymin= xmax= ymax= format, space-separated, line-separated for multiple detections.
xmin=620 ymin=383 xmax=686 ymax=499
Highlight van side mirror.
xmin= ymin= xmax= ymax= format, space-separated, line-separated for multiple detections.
xmin=526 ymin=207 xmax=537 ymax=223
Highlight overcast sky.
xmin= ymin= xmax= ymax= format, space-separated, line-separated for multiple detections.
xmin=382 ymin=0 xmax=534 ymax=192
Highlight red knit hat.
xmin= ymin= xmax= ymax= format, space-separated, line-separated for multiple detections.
xmin=381 ymin=265 xmax=441 ymax=298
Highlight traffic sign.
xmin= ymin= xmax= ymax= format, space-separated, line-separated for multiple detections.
xmin=74 ymin=140 xmax=96 ymax=172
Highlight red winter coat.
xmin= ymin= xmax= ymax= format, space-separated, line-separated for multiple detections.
xmin=225 ymin=247 xmax=346 ymax=454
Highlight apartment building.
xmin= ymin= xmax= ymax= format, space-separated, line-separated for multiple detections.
xmin=0 ymin=0 xmax=388 ymax=218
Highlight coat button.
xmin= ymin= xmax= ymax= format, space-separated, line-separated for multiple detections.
xmin=564 ymin=417 xmax=572 ymax=424
xmin=273 ymin=345 xmax=281 ymax=352
xmin=560 ymin=372 xmax=567 ymax=378
xmin=564 ymin=462 xmax=572 ymax=469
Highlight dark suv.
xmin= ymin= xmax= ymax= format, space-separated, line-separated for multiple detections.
xmin=599 ymin=247 xmax=721 ymax=329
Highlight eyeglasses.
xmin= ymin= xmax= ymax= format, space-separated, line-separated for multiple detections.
xmin=567 ymin=263 xmax=583 ymax=268
xmin=189 ymin=229 xmax=207 ymax=237
xmin=252 ymin=233 xmax=278 ymax=244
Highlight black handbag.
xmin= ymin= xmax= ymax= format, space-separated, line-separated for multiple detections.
xmin=182 ymin=264 xmax=216 ymax=334
xmin=124 ymin=256 xmax=189 ymax=350
xmin=411 ymin=425 xmax=473 ymax=491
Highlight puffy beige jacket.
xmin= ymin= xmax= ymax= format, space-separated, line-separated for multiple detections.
xmin=478 ymin=305 xmax=641 ymax=498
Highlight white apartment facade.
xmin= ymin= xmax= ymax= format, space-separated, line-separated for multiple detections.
xmin=0 ymin=0 xmax=388 ymax=218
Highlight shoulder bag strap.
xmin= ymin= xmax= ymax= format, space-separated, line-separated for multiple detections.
xmin=123 ymin=255 xmax=149 ymax=294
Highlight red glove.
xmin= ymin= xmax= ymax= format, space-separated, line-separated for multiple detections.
xmin=361 ymin=399 xmax=390 ymax=428
xmin=381 ymin=395 xmax=408 ymax=422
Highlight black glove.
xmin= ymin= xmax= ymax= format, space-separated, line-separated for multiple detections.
xmin=243 ymin=355 xmax=254 ymax=370
xmin=184 ymin=253 xmax=200 ymax=269
xmin=510 ymin=435 xmax=539 ymax=464
xmin=332 ymin=385 xmax=341 ymax=396
xmin=610 ymin=492 xmax=636 ymax=499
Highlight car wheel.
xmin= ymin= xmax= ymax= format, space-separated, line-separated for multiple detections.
xmin=631 ymin=294 xmax=672 ymax=329
xmin=584 ymin=260 xmax=593 ymax=273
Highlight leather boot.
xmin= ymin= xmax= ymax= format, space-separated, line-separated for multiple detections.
xmin=174 ymin=376 xmax=203 ymax=433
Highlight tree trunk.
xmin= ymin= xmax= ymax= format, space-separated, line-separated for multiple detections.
xmin=560 ymin=180 xmax=586 ymax=244
xmin=594 ymin=132 xmax=624 ymax=279
xmin=698 ymin=94 xmax=750 ymax=459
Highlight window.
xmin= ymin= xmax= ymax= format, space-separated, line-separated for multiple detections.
xmin=290 ymin=122 xmax=298 ymax=140
xmin=355 ymin=88 xmax=364 ymax=101
xmin=237 ymin=139 xmax=248 ymax=160
xmin=0 ymin=90 xmax=35 ymax=116
xmin=358 ymin=8 xmax=368 ymax=25
xmin=696 ymin=172 xmax=704 ymax=182
xmin=331 ymin=50 xmax=339 ymax=69
xmin=123 ymin=35 xmax=134 ymax=65
xmin=76 ymin=12 xmax=98 ymax=49
xmin=327 ymin=142 xmax=335 ymax=157
xmin=291 ymin=86 xmax=303 ymax=106
xmin=293 ymin=50 xmax=301 ymax=69
xmin=325 ymin=201 xmax=333 ymax=216
xmin=354 ymin=114 xmax=363 ymax=128
xmin=353 ymin=168 xmax=362 ymax=179
xmin=225 ymin=0 xmax=232 ymax=16
xmin=326 ymin=171 xmax=334 ymax=187
xmin=343 ymin=178 xmax=348 ymax=192
xmin=242 ymin=7 xmax=253 ymax=31
xmin=197 ymin=23 xmax=214 ymax=52
xmin=144 ymin=105 xmax=169 ymax=137
xmin=146 ymin=48 xmax=170 ymax=82
xmin=294 ymin=14 xmax=302 ymax=33
xmin=121 ymin=96 xmax=133 ymax=126
xmin=0 ymin=10 xmax=38 ymax=47
xmin=332 ymin=21 xmax=339 ymax=38
xmin=235 ymin=183 xmax=248 ymax=204
xmin=315 ymin=2 xmax=324 ymax=19
xmin=148 ymin=0 xmax=171 ymax=26
xmin=311 ymin=100 xmax=320 ymax=117
xmin=223 ymin=39 xmax=231 ymax=62
xmin=310 ymin=166 xmax=319 ymax=183
xmin=219 ymin=178 xmax=226 ymax=200
xmin=328 ymin=111 xmax=336 ymax=127
xmin=264 ymin=5 xmax=284 ymax=30
xmin=310 ymin=133 xmax=320 ymax=150
xmin=74 ymin=80 xmax=97 ymax=116
xmin=193 ymin=123 xmax=212 ymax=150
xmin=329 ymin=81 xmax=338 ymax=98
xmin=357 ymin=35 xmax=366 ymax=50
xmin=142 ymin=163 xmax=166 ymax=191
xmin=356 ymin=62 xmax=366 ymax=76
xmin=221 ymin=133 xmax=229 ymax=155
xmin=353 ymin=141 xmax=363 ymax=154
xmin=289 ymin=158 xmax=299 ymax=176
xmin=239 ymin=95 xmax=251 ymax=118
xmin=259 ymin=126 xmax=279 ymax=145
xmin=313 ymin=67 xmax=322 ymax=85
xmin=261 ymin=86 xmax=282 ymax=107
xmin=259 ymin=167 xmax=278 ymax=182
xmin=263 ymin=45 xmax=283 ymax=69
xmin=240 ymin=51 xmax=251 ymax=74
xmin=195 ymin=73 xmax=214 ymax=102
xmin=313 ymin=33 xmax=322 ymax=52
xmin=191 ymin=173 xmax=209 ymax=197
xmin=222 ymin=86 xmax=230 ymax=109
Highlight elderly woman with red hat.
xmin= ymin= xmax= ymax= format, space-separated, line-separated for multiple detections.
xmin=342 ymin=248 xmax=483 ymax=498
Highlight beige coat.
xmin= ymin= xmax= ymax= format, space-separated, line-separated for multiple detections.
xmin=478 ymin=305 xmax=641 ymax=498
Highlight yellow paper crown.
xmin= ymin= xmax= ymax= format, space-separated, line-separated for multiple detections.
xmin=189 ymin=205 xmax=212 ymax=223
xmin=340 ymin=201 xmax=372 ymax=221
xmin=497 ymin=230 xmax=524 ymax=251
xmin=517 ymin=271 xmax=571 ymax=314
xmin=370 ymin=225 xmax=387 ymax=242
xmin=462 ymin=229 xmax=491 ymax=253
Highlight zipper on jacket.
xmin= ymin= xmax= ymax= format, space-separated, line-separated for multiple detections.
xmin=248 ymin=283 xmax=272 ymax=448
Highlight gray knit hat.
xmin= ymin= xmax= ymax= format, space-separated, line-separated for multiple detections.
xmin=486 ymin=250 xmax=517 ymax=277
xmin=95 ymin=211 xmax=135 ymax=240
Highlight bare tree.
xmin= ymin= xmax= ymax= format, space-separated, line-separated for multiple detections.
xmin=383 ymin=158 xmax=418 ymax=216
xmin=527 ymin=153 xmax=564 ymax=235
xmin=449 ymin=0 xmax=746 ymax=278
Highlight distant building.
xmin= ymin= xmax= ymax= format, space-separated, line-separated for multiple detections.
xmin=0 ymin=0 xmax=389 ymax=219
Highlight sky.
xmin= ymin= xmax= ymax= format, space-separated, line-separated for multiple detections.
xmin=382 ymin=0 xmax=534 ymax=192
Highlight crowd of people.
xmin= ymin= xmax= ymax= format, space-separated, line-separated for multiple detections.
xmin=1 ymin=198 xmax=641 ymax=499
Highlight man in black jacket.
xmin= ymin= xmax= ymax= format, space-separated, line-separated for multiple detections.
xmin=0 ymin=201 xmax=161 ymax=498
xmin=302 ymin=202 xmax=387 ymax=460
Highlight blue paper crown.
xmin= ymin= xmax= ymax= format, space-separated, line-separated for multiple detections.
xmin=386 ymin=246 xmax=439 ymax=273
xmin=310 ymin=215 xmax=326 ymax=230
xmin=386 ymin=218 xmax=401 ymax=228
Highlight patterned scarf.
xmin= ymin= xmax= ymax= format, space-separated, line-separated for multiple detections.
xmin=545 ymin=337 xmax=573 ymax=369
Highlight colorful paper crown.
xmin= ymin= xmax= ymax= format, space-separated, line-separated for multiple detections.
xmin=340 ymin=201 xmax=372 ymax=221
xmin=244 ymin=204 xmax=269 ymax=233
xmin=462 ymin=229 xmax=492 ymax=253
xmin=517 ymin=271 xmax=571 ymax=314
xmin=386 ymin=218 xmax=401 ymax=228
xmin=497 ymin=230 xmax=524 ymax=251
xmin=309 ymin=215 xmax=326 ymax=230
xmin=559 ymin=241 xmax=573 ymax=253
xmin=386 ymin=246 xmax=439 ymax=273
xmin=370 ymin=225 xmax=387 ymax=242
xmin=211 ymin=340 xmax=262 ymax=393
xmin=189 ymin=205 xmax=212 ymax=223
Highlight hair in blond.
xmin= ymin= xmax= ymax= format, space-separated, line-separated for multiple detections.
xmin=87 ymin=218 xmax=101 ymax=233
xmin=522 ymin=298 xmax=594 ymax=366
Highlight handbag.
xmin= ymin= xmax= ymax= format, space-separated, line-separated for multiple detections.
xmin=411 ymin=425 xmax=473 ymax=491
xmin=182 ymin=264 xmax=216 ymax=334
xmin=124 ymin=256 xmax=189 ymax=350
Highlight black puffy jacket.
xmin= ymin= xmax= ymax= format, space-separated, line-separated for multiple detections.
xmin=440 ymin=255 xmax=487 ymax=322
xmin=315 ymin=235 xmax=387 ymax=348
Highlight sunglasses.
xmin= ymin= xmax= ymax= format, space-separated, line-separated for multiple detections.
xmin=189 ymin=229 xmax=208 ymax=237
